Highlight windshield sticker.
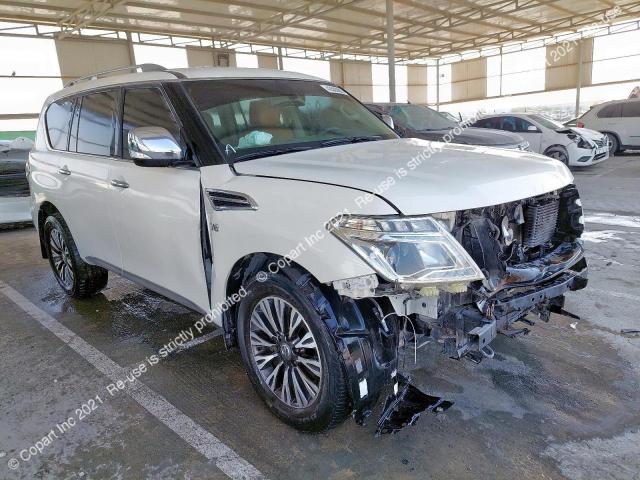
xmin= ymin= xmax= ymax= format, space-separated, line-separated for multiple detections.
xmin=320 ymin=84 xmax=347 ymax=95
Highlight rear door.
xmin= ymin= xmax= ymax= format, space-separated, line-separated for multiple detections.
xmin=108 ymin=85 xmax=210 ymax=313
xmin=53 ymin=90 xmax=122 ymax=269
xmin=620 ymin=100 xmax=640 ymax=146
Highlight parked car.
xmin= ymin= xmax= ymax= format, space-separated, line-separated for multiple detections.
xmin=575 ymin=98 xmax=640 ymax=155
xmin=1 ymin=136 xmax=33 ymax=227
xmin=366 ymin=103 xmax=530 ymax=151
xmin=29 ymin=65 xmax=588 ymax=433
xmin=472 ymin=113 xmax=609 ymax=166
xmin=439 ymin=111 xmax=461 ymax=124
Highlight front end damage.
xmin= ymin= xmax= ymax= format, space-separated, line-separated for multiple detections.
xmin=329 ymin=184 xmax=587 ymax=433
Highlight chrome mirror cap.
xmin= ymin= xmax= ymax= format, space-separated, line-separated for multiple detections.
xmin=128 ymin=126 xmax=182 ymax=162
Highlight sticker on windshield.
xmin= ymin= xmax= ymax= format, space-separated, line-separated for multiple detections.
xmin=320 ymin=84 xmax=347 ymax=95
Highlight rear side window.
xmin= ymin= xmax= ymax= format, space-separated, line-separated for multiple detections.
xmin=45 ymin=98 xmax=74 ymax=150
xmin=74 ymin=91 xmax=118 ymax=156
xmin=621 ymin=101 xmax=640 ymax=117
xmin=122 ymin=88 xmax=180 ymax=160
xmin=597 ymin=103 xmax=622 ymax=118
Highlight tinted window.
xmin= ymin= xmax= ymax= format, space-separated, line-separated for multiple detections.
xmin=472 ymin=118 xmax=498 ymax=129
xmin=387 ymin=105 xmax=456 ymax=131
xmin=621 ymin=101 xmax=640 ymax=117
xmin=597 ymin=103 xmax=622 ymax=118
xmin=45 ymin=98 xmax=74 ymax=150
xmin=75 ymin=91 xmax=118 ymax=156
xmin=122 ymin=88 xmax=180 ymax=160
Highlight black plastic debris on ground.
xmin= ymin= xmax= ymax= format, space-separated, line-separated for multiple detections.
xmin=375 ymin=374 xmax=453 ymax=436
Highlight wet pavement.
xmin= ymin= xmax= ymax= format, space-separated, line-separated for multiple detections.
xmin=1 ymin=154 xmax=640 ymax=480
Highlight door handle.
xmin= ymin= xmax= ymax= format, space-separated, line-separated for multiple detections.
xmin=110 ymin=179 xmax=129 ymax=189
xmin=58 ymin=166 xmax=71 ymax=176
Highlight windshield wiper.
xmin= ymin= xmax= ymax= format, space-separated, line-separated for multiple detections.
xmin=319 ymin=135 xmax=384 ymax=147
xmin=231 ymin=145 xmax=315 ymax=163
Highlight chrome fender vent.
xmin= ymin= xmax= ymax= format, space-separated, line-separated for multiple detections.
xmin=205 ymin=189 xmax=257 ymax=211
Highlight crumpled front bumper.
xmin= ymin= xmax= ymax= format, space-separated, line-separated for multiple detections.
xmin=442 ymin=240 xmax=588 ymax=358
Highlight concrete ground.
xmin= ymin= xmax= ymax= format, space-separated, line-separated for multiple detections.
xmin=1 ymin=154 xmax=639 ymax=480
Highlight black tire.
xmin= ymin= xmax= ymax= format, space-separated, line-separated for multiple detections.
xmin=544 ymin=146 xmax=569 ymax=165
xmin=43 ymin=213 xmax=108 ymax=298
xmin=237 ymin=270 xmax=349 ymax=432
xmin=605 ymin=132 xmax=620 ymax=155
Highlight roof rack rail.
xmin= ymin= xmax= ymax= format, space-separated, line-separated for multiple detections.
xmin=64 ymin=63 xmax=175 ymax=88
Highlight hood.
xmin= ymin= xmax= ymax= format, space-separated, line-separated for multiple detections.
xmin=407 ymin=127 xmax=524 ymax=146
xmin=233 ymin=138 xmax=573 ymax=215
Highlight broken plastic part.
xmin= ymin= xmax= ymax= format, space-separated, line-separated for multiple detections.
xmin=375 ymin=374 xmax=453 ymax=436
xmin=333 ymin=274 xmax=379 ymax=299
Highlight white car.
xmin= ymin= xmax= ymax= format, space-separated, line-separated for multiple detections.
xmin=28 ymin=65 xmax=588 ymax=433
xmin=0 ymin=136 xmax=33 ymax=226
xmin=575 ymin=98 xmax=640 ymax=155
xmin=472 ymin=113 xmax=609 ymax=166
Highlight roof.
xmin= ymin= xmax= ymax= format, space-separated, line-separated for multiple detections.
xmin=0 ymin=0 xmax=638 ymax=59
xmin=48 ymin=67 xmax=324 ymax=102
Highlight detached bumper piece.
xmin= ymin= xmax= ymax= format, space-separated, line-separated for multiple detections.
xmin=375 ymin=374 xmax=453 ymax=436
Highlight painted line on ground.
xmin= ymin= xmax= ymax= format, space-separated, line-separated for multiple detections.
xmin=0 ymin=281 xmax=265 ymax=480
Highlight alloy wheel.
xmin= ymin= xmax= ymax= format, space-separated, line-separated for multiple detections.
xmin=49 ymin=227 xmax=74 ymax=289
xmin=249 ymin=296 xmax=322 ymax=409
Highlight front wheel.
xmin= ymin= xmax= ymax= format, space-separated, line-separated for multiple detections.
xmin=237 ymin=271 xmax=349 ymax=432
xmin=44 ymin=213 xmax=108 ymax=298
xmin=545 ymin=146 xmax=569 ymax=165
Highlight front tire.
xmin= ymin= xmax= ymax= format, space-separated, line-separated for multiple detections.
xmin=545 ymin=146 xmax=569 ymax=165
xmin=237 ymin=270 xmax=349 ymax=432
xmin=44 ymin=213 xmax=108 ymax=298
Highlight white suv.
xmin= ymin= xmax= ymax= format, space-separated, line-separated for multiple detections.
xmin=28 ymin=65 xmax=588 ymax=433
xmin=576 ymin=98 xmax=640 ymax=155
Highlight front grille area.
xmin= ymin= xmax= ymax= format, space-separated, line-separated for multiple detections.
xmin=523 ymin=199 xmax=559 ymax=247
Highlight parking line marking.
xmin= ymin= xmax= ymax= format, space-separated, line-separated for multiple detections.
xmin=0 ymin=281 xmax=265 ymax=480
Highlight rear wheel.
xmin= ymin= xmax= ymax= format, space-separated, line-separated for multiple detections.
xmin=44 ymin=213 xmax=108 ymax=298
xmin=605 ymin=132 xmax=620 ymax=155
xmin=237 ymin=271 xmax=349 ymax=432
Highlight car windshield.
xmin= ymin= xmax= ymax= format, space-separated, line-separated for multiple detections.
xmin=387 ymin=104 xmax=457 ymax=131
xmin=185 ymin=79 xmax=396 ymax=163
xmin=528 ymin=114 xmax=566 ymax=130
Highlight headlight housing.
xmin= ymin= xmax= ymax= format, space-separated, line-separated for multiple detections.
xmin=329 ymin=215 xmax=485 ymax=284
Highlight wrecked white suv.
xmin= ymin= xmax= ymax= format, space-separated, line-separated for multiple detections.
xmin=29 ymin=65 xmax=587 ymax=433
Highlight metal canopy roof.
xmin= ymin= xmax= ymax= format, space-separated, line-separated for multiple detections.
xmin=0 ymin=0 xmax=638 ymax=59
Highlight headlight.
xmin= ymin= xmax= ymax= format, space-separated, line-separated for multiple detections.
xmin=328 ymin=215 xmax=485 ymax=284
xmin=568 ymin=133 xmax=591 ymax=149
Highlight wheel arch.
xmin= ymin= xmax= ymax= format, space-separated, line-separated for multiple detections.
xmin=223 ymin=252 xmax=399 ymax=422
xmin=37 ymin=201 xmax=60 ymax=258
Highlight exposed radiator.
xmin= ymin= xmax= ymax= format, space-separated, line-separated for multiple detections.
xmin=523 ymin=199 xmax=559 ymax=247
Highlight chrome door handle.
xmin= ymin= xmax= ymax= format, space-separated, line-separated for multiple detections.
xmin=110 ymin=179 xmax=129 ymax=189
xmin=58 ymin=166 xmax=71 ymax=176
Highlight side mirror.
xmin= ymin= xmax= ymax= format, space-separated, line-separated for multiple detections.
xmin=128 ymin=126 xmax=183 ymax=167
xmin=381 ymin=114 xmax=395 ymax=130
xmin=527 ymin=125 xmax=540 ymax=132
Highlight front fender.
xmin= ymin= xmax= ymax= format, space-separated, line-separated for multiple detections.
xmin=200 ymin=165 xmax=396 ymax=317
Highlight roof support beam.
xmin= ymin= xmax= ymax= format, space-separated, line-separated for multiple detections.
xmin=386 ymin=0 xmax=396 ymax=102
xmin=57 ymin=0 xmax=125 ymax=39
